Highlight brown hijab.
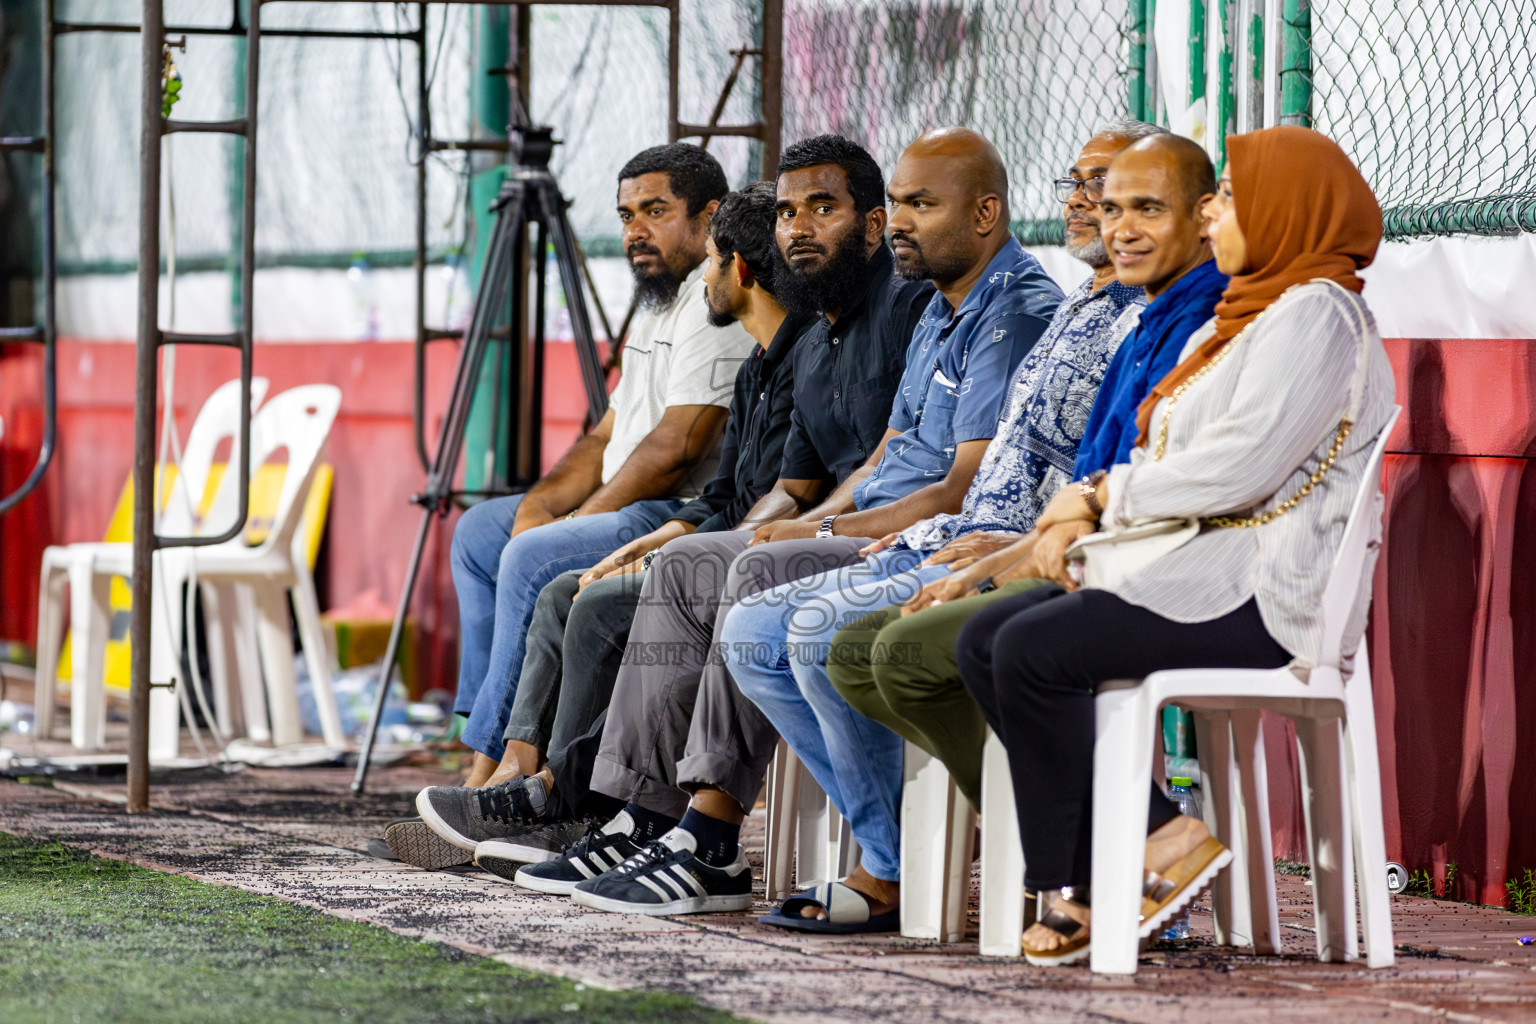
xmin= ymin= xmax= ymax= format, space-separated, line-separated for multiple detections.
xmin=1132 ymin=126 xmax=1382 ymax=446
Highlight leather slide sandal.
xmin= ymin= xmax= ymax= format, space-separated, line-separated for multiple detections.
xmin=757 ymin=881 xmax=901 ymax=934
xmin=1138 ymin=835 xmax=1233 ymax=939
xmin=1023 ymin=892 xmax=1092 ymax=967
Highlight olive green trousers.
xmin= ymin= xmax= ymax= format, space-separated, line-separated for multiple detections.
xmin=826 ymin=577 xmax=1049 ymax=809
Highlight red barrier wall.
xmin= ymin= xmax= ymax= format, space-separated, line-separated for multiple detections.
xmin=0 ymin=337 xmax=595 ymax=696
xmin=3 ymin=332 xmax=1533 ymax=904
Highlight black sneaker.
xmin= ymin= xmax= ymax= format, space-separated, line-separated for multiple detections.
xmin=504 ymin=815 xmax=645 ymax=894
xmin=474 ymin=819 xmax=594 ymax=882
xmin=570 ymin=827 xmax=752 ymax=916
xmin=416 ymin=779 xmax=541 ymax=851
xmin=381 ymin=816 xmax=473 ymax=869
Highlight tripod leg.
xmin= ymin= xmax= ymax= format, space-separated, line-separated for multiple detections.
xmin=539 ymin=188 xmax=609 ymax=426
xmin=351 ymin=183 xmax=530 ymax=793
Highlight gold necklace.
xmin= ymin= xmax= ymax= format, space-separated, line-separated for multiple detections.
xmin=1152 ymin=287 xmax=1354 ymax=529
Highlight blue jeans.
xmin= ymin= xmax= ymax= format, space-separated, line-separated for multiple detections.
xmin=718 ymin=546 xmax=951 ymax=881
xmin=449 ymin=494 xmax=683 ymax=759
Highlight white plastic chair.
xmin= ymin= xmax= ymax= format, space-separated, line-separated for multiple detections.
xmin=976 ymin=730 xmax=1028 ymax=954
xmin=898 ymin=742 xmax=975 ymax=941
xmin=34 ymin=377 xmax=269 ymax=750
xmin=762 ymin=739 xmax=860 ymax=901
xmin=1088 ymin=411 xmax=1399 ymax=974
xmin=87 ymin=384 xmax=347 ymax=760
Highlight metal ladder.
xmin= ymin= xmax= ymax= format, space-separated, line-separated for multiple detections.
xmin=0 ymin=0 xmax=58 ymax=515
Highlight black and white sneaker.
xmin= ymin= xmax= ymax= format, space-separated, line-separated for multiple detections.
xmin=503 ymin=813 xmax=645 ymax=894
xmin=416 ymin=778 xmax=541 ymax=851
xmin=570 ymin=827 xmax=752 ymax=916
xmin=473 ymin=819 xmax=592 ymax=880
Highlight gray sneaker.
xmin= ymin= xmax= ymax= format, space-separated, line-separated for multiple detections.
xmin=474 ymin=819 xmax=592 ymax=881
xmin=416 ymin=778 xmax=541 ymax=851
xmin=381 ymin=816 xmax=473 ymax=870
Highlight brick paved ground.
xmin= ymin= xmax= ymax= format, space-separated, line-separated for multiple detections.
xmin=2 ymin=750 xmax=1534 ymax=1024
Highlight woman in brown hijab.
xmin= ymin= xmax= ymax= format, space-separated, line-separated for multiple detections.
xmin=950 ymin=127 xmax=1396 ymax=965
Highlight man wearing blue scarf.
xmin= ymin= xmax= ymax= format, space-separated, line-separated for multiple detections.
xmin=1071 ymin=256 xmax=1227 ymax=478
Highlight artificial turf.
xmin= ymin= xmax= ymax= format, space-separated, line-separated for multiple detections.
xmin=0 ymin=831 xmax=737 ymax=1024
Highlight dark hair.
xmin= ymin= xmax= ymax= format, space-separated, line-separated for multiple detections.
xmin=777 ymin=134 xmax=885 ymax=215
xmin=708 ymin=181 xmax=780 ymax=297
xmin=617 ymin=143 xmax=729 ymax=218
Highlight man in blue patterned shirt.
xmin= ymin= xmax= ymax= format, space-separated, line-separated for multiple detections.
xmin=715 ymin=122 xmax=1163 ymax=929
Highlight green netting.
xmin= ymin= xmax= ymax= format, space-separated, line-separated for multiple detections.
xmin=1311 ymin=0 xmax=1536 ymax=237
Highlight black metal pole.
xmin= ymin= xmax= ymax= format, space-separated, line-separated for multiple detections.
xmin=760 ymin=0 xmax=783 ymax=179
xmin=412 ymin=2 xmax=431 ymax=472
xmin=127 ymin=0 xmax=165 ymax=813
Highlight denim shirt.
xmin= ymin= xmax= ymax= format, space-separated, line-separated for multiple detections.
xmin=854 ymin=238 xmax=1063 ymax=509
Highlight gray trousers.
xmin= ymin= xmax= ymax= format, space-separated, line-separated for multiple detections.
xmin=590 ymin=531 xmax=872 ymax=818
xmin=502 ymin=568 xmax=644 ymax=756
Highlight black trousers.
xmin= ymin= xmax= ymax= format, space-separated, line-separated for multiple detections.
xmin=955 ymin=584 xmax=1290 ymax=890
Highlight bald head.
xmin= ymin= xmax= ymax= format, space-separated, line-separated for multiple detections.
xmin=900 ymin=126 xmax=1010 ymax=211
xmin=1099 ymin=132 xmax=1216 ymax=298
xmin=886 ymin=128 xmax=1013 ymax=290
xmin=1114 ymin=133 xmax=1216 ymax=212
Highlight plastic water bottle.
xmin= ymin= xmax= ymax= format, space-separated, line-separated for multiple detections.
xmin=1159 ymin=777 xmax=1202 ymax=940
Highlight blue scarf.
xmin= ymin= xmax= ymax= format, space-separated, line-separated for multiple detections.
xmin=1072 ymin=258 xmax=1229 ymax=478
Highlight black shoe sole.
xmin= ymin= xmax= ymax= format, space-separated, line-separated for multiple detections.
xmin=385 ymin=819 xmax=474 ymax=870
xmin=474 ymin=853 xmax=524 ymax=884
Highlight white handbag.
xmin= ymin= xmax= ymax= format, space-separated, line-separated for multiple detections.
xmin=1065 ymin=516 xmax=1200 ymax=590
xmin=1064 ymin=280 xmax=1372 ymax=592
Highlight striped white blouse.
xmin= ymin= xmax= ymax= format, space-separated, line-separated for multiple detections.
xmin=1101 ymin=282 xmax=1396 ymax=669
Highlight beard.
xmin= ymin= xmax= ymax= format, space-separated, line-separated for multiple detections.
xmin=629 ymin=243 xmax=686 ymax=311
xmin=704 ymin=283 xmax=739 ymax=328
xmin=1064 ymin=215 xmax=1110 ymax=268
xmin=890 ymin=230 xmax=972 ymax=283
xmin=771 ymin=225 xmax=870 ymax=320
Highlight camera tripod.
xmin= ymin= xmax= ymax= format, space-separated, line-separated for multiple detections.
xmin=351 ymin=125 xmax=610 ymax=792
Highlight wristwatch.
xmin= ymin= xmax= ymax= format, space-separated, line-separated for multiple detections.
xmin=815 ymin=514 xmax=839 ymax=539
xmin=640 ymin=549 xmax=659 ymax=571
xmin=1078 ymin=469 xmax=1108 ymax=519
xmin=975 ymin=576 xmax=997 ymax=594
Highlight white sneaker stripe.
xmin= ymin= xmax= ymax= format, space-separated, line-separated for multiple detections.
xmin=670 ymin=864 xmax=708 ymax=897
xmin=571 ymin=858 xmax=597 ymax=879
xmin=636 ymin=875 xmax=672 ymax=902
xmin=653 ymin=870 xmax=689 ymax=901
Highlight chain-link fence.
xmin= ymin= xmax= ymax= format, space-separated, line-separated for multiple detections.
xmin=34 ymin=0 xmax=1536 ymax=274
xmin=1311 ymin=0 xmax=1536 ymax=237
xmin=778 ymin=0 xmax=1133 ymax=246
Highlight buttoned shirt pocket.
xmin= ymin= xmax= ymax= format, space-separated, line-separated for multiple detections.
xmin=915 ymin=369 xmax=963 ymax=459
xmin=845 ymin=370 xmax=904 ymax=449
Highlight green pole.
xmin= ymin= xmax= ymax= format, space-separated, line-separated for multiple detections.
xmin=1215 ymin=0 xmax=1235 ymax=166
xmin=227 ymin=0 xmax=250 ymax=320
xmin=1280 ymin=0 xmax=1312 ymax=126
xmin=1188 ymin=0 xmax=1207 ymax=111
xmin=1129 ymin=0 xmax=1148 ymax=121
xmin=461 ymin=7 xmax=511 ymax=493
